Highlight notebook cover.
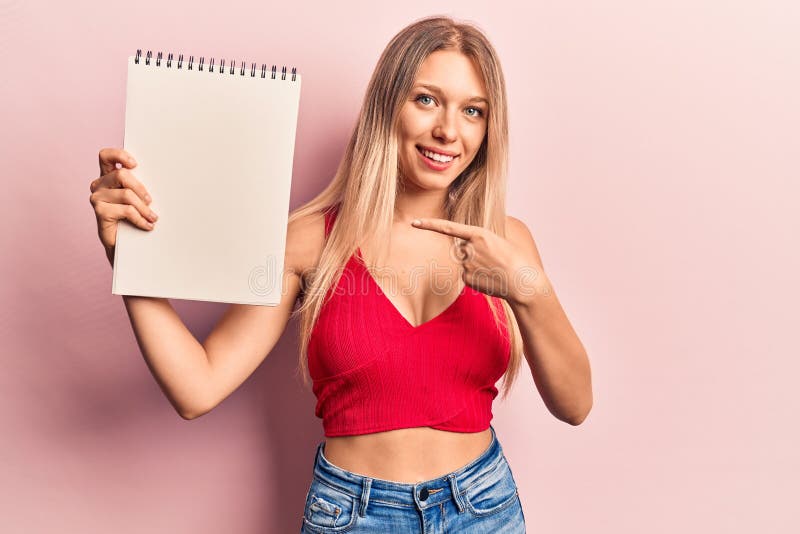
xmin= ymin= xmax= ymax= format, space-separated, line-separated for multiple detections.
xmin=112 ymin=55 xmax=301 ymax=305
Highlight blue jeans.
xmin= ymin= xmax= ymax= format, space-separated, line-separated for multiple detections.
xmin=300 ymin=425 xmax=526 ymax=533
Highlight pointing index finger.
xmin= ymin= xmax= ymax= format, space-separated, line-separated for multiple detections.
xmin=411 ymin=217 xmax=475 ymax=240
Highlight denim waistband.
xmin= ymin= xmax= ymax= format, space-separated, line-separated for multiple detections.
xmin=311 ymin=425 xmax=504 ymax=515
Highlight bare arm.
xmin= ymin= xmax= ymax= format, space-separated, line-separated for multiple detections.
xmin=504 ymin=215 xmax=593 ymax=425
xmin=121 ymin=295 xmax=211 ymax=419
xmin=92 ymin=148 xmax=206 ymax=418
xmin=116 ymin=211 xmax=322 ymax=420
xmin=190 ymin=210 xmax=324 ymax=418
xmin=92 ymin=148 xmax=323 ymax=419
xmin=195 ymin=264 xmax=303 ymax=417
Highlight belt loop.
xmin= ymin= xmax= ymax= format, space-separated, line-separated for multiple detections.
xmin=359 ymin=477 xmax=372 ymax=517
xmin=448 ymin=474 xmax=465 ymax=513
xmin=313 ymin=442 xmax=323 ymax=470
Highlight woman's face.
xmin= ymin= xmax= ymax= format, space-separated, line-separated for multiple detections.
xmin=396 ymin=49 xmax=489 ymax=192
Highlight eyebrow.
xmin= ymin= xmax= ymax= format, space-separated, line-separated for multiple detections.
xmin=414 ymin=83 xmax=489 ymax=105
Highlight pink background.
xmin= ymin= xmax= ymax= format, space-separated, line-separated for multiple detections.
xmin=2 ymin=1 xmax=798 ymax=532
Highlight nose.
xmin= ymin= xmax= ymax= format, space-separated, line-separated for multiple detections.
xmin=432 ymin=110 xmax=458 ymax=144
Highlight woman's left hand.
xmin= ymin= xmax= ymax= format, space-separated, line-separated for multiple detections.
xmin=410 ymin=217 xmax=546 ymax=306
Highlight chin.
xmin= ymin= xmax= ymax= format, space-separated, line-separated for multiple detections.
xmin=404 ymin=173 xmax=456 ymax=192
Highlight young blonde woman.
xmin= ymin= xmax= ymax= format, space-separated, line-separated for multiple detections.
xmin=90 ymin=15 xmax=592 ymax=533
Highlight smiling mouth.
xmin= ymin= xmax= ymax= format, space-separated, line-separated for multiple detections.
xmin=416 ymin=145 xmax=459 ymax=163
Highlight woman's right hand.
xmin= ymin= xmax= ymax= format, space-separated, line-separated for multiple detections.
xmin=90 ymin=148 xmax=159 ymax=264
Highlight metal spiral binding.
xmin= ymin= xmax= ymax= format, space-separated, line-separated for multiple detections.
xmin=134 ymin=49 xmax=298 ymax=81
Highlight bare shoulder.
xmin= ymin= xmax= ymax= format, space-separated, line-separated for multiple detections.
xmin=504 ymin=214 xmax=544 ymax=268
xmin=285 ymin=209 xmax=327 ymax=283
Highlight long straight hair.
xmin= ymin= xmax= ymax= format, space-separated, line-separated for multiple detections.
xmin=288 ymin=15 xmax=523 ymax=400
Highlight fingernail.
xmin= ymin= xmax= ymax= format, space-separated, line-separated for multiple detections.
xmin=145 ymin=194 xmax=152 ymax=203
xmin=150 ymin=212 xmax=158 ymax=221
xmin=411 ymin=219 xmax=422 ymax=226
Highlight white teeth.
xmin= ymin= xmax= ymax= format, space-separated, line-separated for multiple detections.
xmin=421 ymin=148 xmax=454 ymax=163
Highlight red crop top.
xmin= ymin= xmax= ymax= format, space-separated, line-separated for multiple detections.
xmin=307 ymin=205 xmax=512 ymax=437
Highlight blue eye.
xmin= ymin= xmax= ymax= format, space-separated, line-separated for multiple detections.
xmin=416 ymin=94 xmax=434 ymax=105
xmin=414 ymin=93 xmax=485 ymax=118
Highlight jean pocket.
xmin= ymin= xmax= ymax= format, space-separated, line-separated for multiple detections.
xmin=302 ymin=476 xmax=359 ymax=533
xmin=462 ymin=456 xmax=520 ymax=518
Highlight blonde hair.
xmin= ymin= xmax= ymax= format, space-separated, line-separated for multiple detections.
xmin=288 ymin=14 xmax=523 ymax=400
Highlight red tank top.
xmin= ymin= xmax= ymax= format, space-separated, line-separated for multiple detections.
xmin=307 ymin=205 xmax=512 ymax=437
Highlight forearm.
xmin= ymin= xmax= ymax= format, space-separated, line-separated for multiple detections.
xmin=509 ymin=274 xmax=593 ymax=425
xmin=121 ymin=294 xmax=211 ymax=419
xmin=106 ymin=244 xmax=210 ymax=418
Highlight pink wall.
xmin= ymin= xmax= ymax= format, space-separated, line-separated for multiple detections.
xmin=2 ymin=1 xmax=798 ymax=532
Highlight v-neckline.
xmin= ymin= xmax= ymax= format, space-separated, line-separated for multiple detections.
xmin=355 ymin=247 xmax=467 ymax=330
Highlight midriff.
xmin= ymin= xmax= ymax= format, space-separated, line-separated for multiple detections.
xmin=322 ymin=426 xmax=493 ymax=483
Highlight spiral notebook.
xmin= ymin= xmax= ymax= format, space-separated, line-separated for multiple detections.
xmin=112 ymin=49 xmax=301 ymax=306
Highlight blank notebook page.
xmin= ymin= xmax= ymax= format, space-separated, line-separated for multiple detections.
xmin=112 ymin=53 xmax=301 ymax=305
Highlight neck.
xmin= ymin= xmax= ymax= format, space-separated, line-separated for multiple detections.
xmin=394 ymin=187 xmax=449 ymax=222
